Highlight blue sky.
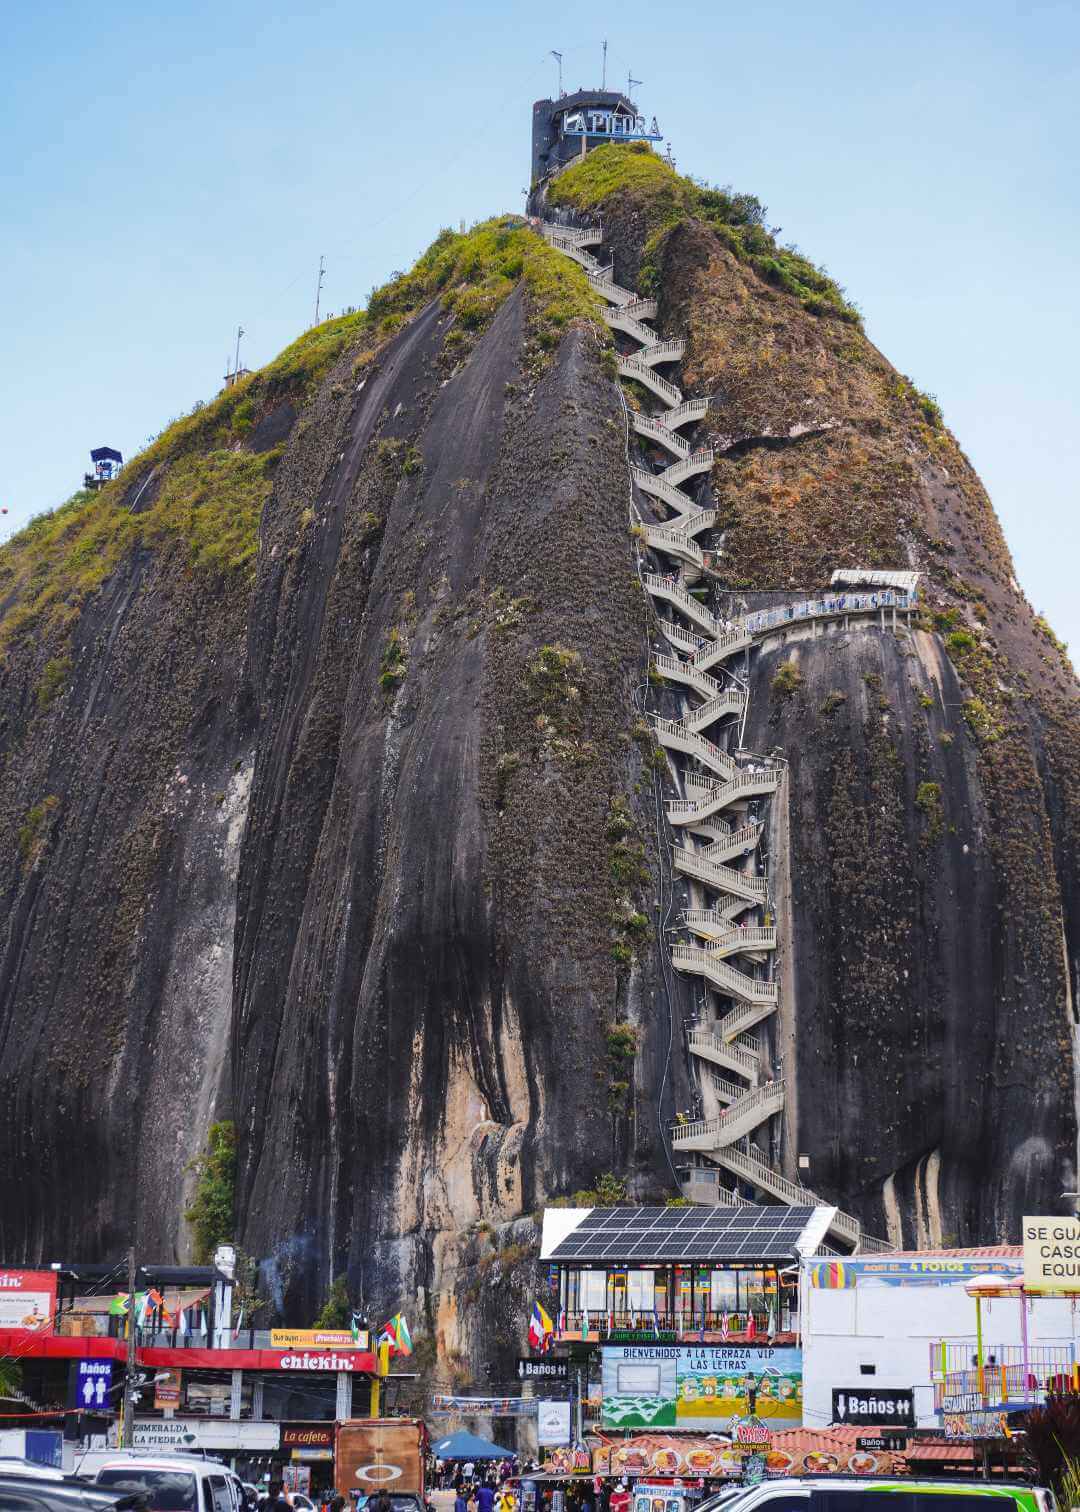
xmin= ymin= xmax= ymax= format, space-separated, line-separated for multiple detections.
xmin=2 ymin=0 xmax=1078 ymax=648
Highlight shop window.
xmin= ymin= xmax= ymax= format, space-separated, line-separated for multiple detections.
xmin=581 ymin=1271 xmax=607 ymax=1310
xmin=710 ymin=1270 xmax=738 ymax=1312
xmin=627 ymin=1271 xmax=654 ymax=1311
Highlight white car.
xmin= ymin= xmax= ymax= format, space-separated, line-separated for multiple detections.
xmin=0 ymin=1459 xmax=68 ymax=1481
xmin=89 ymin=1454 xmax=246 ymax=1512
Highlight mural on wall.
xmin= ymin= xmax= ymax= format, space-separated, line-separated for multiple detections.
xmin=601 ymin=1346 xmax=803 ymax=1430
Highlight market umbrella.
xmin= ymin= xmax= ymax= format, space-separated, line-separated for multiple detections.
xmin=963 ymin=1272 xmax=1029 ymax=1398
xmin=432 ymin=1430 xmax=512 ymax=1460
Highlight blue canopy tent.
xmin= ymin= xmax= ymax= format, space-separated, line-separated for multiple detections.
xmin=432 ymin=1430 xmax=512 ymax=1460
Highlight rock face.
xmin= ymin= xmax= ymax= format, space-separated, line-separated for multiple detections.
xmin=230 ymin=288 xmax=671 ymax=1318
xmin=566 ymin=171 xmax=1080 ymax=1247
xmin=0 ymin=152 xmax=1076 ymax=1341
xmin=0 ymin=243 xmax=680 ymax=1331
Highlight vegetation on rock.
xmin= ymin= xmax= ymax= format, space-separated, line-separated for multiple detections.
xmin=313 ymin=1274 xmax=352 ymax=1328
xmin=549 ymin=142 xmax=859 ymax=324
xmin=184 ymin=1121 xmax=236 ymax=1263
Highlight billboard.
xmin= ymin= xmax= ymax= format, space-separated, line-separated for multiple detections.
xmin=601 ymin=1345 xmax=803 ymax=1431
xmin=0 ymin=1269 xmax=57 ymax=1331
xmin=807 ymin=1256 xmax=1021 ymax=1289
xmin=537 ymin=1400 xmax=572 ymax=1447
xmin=1023 ymin=1216 xmax=1080 ymax=1293
xmin=271 ymin=1328 xmax=369 ymax=1349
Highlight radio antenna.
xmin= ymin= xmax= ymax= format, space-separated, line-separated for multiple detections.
xmin=550 ymin=50 xmax=563 ymax=97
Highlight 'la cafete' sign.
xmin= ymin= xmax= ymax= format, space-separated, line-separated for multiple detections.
xmin=1023 ymin=1215 xmax=1080 ymax=1292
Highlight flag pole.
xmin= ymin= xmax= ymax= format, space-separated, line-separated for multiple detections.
xmin=370 ymin=1337 xmax=390 ymax=1418
xmin=121 ymin=1245 xmax=137 ymax=1447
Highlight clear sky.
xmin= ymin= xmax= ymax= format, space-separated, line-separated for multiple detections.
xmin=2 ymin=0 xmax=1078 ymax=648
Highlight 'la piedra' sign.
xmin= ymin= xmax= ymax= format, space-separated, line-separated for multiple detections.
xmin=1023 ymin=1216 xmax=1080 ymax=1291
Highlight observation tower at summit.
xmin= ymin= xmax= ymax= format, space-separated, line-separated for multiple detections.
xmin=531 ymin=88 xmax=662 ymax=184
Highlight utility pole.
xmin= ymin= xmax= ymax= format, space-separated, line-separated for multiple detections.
xmin=601 ymin=39 xmax=607 ymax=91
xmin=122 ymin=1246 xmax=137 ymax=1447
xmin=550 ymin=51 xmax=563 ymax=98
xmin=314 ymin=255 xmax=325 ymax=325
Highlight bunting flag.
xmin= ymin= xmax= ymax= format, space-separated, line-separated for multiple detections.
xmin=379 ymin=1312 xmax=413 ymax=1356
xmin=135 ymin=1293 xmax=151 ymax=1327
xmin=581 ymin=1308 xmax=589 ymax=1341
xmin=651 ymin=1308 xmax=660 ymax=1340
xmin=350 ymin=1312 xmax=363 ymax=1344
xmin=745 ymin=1310 xmax=757 ymax=1341
xmin=394 ymin=1313 xmax=413 ymax=1356
xmin=557 ymin=1308 xmax=566 ymax=1334
xmin=766 ymin=1304 xmax=776 ymax=1341
xmin=720 ymin=1311 xmax=730 ymax=1341
xmin=232 ymin=1308 xmax=244 ymax=1340
xmin=177 ymin=1305 xmax=189 ymax=1338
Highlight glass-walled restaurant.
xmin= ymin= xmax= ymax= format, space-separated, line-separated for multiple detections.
xmin=557 ymin=1263 xmax=797 ymax=1337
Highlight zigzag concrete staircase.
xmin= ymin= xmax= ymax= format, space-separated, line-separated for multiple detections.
xmin=541 ymin=218 xmax=910 ymax=1253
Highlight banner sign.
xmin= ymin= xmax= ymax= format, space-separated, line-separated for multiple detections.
xmin=832 ymin=1388 xmax=914 ymax=1427
xmin=132 ymin=1419 xmax=280 ymax=1451
xmin=808 ymin=1257 xmax=1021 ymax=1290
xmin=943 ymin=1410 xmax=1008 ymax=1439
xmin=154 ymin=1368 xmax=182 ymax=1410
xmin=1023 ymin=1216 xmax=1080 ymax=1293
xmin=0 ymin=1270 xmax=57 ymax=1331
xmin=518 ymin=1358 xmax=569 ymax=1381
xmin=857 ymin=1435 xmax=908 ymax=1452
xmin=431 ymin=1395 xmax=538 ymax=1415
xmin=271 ymin=1329 xmax=369 ymax=1350
xmin=601 ymin=1346 xmax=802 ymax=1431
xmin=537 ymin=1400 xmax=572 ymax=1447
xmin=281 ymin=1425 xmax=335 ymax=1450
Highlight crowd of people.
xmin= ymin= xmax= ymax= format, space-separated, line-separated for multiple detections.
xmin=428 ymin=1465 xmax=638 ymax=1512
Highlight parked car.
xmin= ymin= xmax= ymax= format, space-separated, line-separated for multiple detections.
xmin=699 ymin=1479 xmax=1057 ymax=1512
xmin=0 ymin=1470 xmax=143 ymax=1512
xmin=0 ymin=1464 xmax=69 ymax=1483
xmin=89 ymin=1456 xmax=246 ymax=1512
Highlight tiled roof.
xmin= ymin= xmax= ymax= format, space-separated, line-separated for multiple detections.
xmin=868 ymin=1246 xmax=1021 ymax=1259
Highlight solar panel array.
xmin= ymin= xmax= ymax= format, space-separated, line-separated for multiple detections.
xmin=548 ymin=1204 xmax=818 ymax=1262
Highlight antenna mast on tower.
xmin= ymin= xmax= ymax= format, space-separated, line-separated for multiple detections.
xmin=601 ymin=39 xmax=607 ymax=90
xmin=314 ymin=255 xmax=326 ymax=325
xmin=628 ymin=72 xmax=642 ymax=101
xmin=550 ymin=50 xmax=563 ymax=97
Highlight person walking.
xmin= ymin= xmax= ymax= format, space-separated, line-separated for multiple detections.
xmin=477 ymin=1484 xmax=495 ymax=1512
xmin=455 ymin=1489 xmax=469 ymax=1512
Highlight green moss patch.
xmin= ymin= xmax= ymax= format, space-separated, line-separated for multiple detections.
xmin=550 ymin=142 xmax=859 ymax=324
xmin=369 ymin=217 xmax=606 ymax=356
